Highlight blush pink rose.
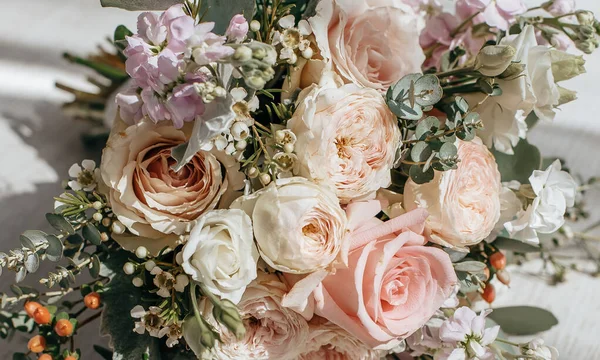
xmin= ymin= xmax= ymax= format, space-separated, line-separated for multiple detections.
xmin=404 ymin=137 xmax=502 ymax=249
xmin=309 ymin=0 xmax=425 ymax=92
xmin=284 ymin=204 xmax=457 ymax=350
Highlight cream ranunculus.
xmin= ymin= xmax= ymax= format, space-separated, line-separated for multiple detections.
xmin=287 ymin=81 xmax=401 ymax=203
xmin=468 ymin=25 xmax=560 ymax=154
xmin=181 ymin=209 xmax=259 ymax=304
xmin=100 ymin=117 xmax=244 ymax=254
xmin=309 ymin=0 xmax=425 ymax=92
xmin=200 ymin=271 xmax=310 ymax=360
xmin=404 ymin=137 xmax=502 ymax=249
xmin=231 ymin=177 xmax=348 ymax=274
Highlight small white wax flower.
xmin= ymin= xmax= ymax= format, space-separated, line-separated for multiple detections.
xmin=132 ymin=277 xmax=144 ymax=287
xmin=111 ymin=220 xmax=126 ymax=235
xmin=278 ymin=14 xmax=295 ymax=29
xmin=68 ymin=159 xmax=99 ymax=192
xmin=439 ymin=307 xmax=500 ymax=359
xmin=123 ymin=262 xmax=135 ymax=275
xmin=131 ymin=305 xmax=163 ymax=337
xmin=522 ymin=338 xmax=559 ymax=360
xmin=231 ymin=122 xmax=250 ymax=141
xmin=135 ymin=246 xmax=149 ymax=259
xmin=235 ymin=140 xmax=248 ymax=151
xmin=144 ymin=260 xmax=156 ymax=272
xmin=250 ymin=20 xmax=261 ymax=32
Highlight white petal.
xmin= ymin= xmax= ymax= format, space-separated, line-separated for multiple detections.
xmin=130 ymin=305 xmax=146 ymax=318
xmin=82 ymin=159 xmax=96 ymax=171
xmin=68 ymin=163 xmax=82 ymax=178
xmin=230 ymin=87 xmax=248 ymax=102
xmin=68 ymin=181 xmax=82 ymax=191
xmin=278 ymin=15 xmax=295 ymax=29
xmin=298 ymin=20 xmax=312 ymax=36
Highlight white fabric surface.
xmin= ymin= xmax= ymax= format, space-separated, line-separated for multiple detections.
xmin=0 ymin=0 xmax=598 ymax=359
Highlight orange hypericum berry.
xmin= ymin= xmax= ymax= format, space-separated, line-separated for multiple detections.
xmin=27 ymin=335 xmax=46 ymax=353
xmin=84 ymin=292 xmax=101 ymax=310
xmin=482 ymin=283 xmax=496 ymax=304
xmin=489 ymin=251 xmax=507 ymax=270
xmin=483 ymin=267 xmax=490 ymax=281
xmin=24 ymin=301 xmax=42 ymax=317
xmin=39 ymin=354 xmax=53 ymax=360
xmin=496 ymin=269 xmax=511 ymax=285
xmin=64 ymin=356 xmax=77 ymax=360
xmin=32 ymin=306 xmax=51 ymax=325
xmin=54 ymin=319 xmax=74 ymax=337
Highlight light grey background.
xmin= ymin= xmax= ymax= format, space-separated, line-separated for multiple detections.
xmin=0 ymin=0 xmax=599 ymax=359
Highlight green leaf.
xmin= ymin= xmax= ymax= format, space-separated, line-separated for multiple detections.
xmin=63 ymin=53 xmax=128 ymax=82
xmin=492 ymin=139 xmax=542 ymax=183
xmin=100 ymin=0 xmax=180 ymax=10
xmin=415 ymin=116 xmax=440 ymax=140
xmin=414 ymin=74 xmax=443 ymax=106
xmin=439 ymin=142 xmax=458 ymax=160
xmin=56 ymin=312 xmax=70 ymax=321
xmin=409 ymin=165 xmax=435 ymax=185
xmin=114 ymin=25 xmax=133 ymax=52
xmin=494 ymin=237 xmax=540 ymax=253
xmin=89 ymin=255 xmax=101 ymax=278
xmin=45 ymin=235 xmax=64 ymax=262
xmin=100 ymin=250 xmax=161 ymax=360
xmin=444 ymin=248 xmax=468 ymax=263
xmin=454 ymin=261 xmax=486 ymax=273
xmin=411 ymin=142 xmax=432 ymax=163
xmin=488 ymin=306 xmax=558 ymax=335
xmin=20 ymin=230 xmax=47 ymax=250
xmin=12 ymin=353 xmax=29 ymax=360
xmin=24 ymin=253 xmax=39 ymax=274
xmin=94 ymin=345 xmax=114 ymax=360
xmin=455 ymin=96 xmax=469 ymax=113
xmin=45 ymin=213 xmax=75 ymax=235
xmin=82 ymin=224 xmax=103 ymax=246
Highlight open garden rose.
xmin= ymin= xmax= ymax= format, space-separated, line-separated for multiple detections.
xmin=101 ymin=117 xmax=244 ymax=254
xmin=404 ymin=137 xmax=502 ymax=249
xmin=288 ymin=82 xmax=401 ymax=203
xmin=231 ymin=177 xmax=348 ymax=274
xmin=181 ymin=209 xmax=259 ymax=304
xmin=309 ymin=0 xmax=425 ymax=92
xmin=307 ymin=208 xmax=457 ymax=349
xmin=202 ymin=271 xmax=310 ymax=360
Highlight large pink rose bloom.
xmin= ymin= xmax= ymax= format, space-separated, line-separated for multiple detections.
xmin=286 ymin=204 xmax=457 ymax=350
xmin=309 ymin=0 xmax=425 ymax=92
xmin=404 ymin=138 xmax=502 ymax=249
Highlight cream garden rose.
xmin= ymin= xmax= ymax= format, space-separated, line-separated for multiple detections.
xmin=231 ymin=177 xmax=348 ymax=274
xmin=287 ymin=81 xmax=401 ymax=203
xmin=181 ymin=209 xmax=258 ymax=304
xmin=101 ymin=118 xmax=244 ymax=254
xmin=309 ymin=0 xmax=425 ymax=92
xmin=404 ymin=137 xmax=502 ymax=249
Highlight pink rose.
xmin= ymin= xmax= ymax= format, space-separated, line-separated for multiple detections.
xmin=285 ymin=205 xmax=457 ymax=350
xmin=287 ymin=81 xmax=401 ymax=203
xmin=404 ymin=138 xmax=502 ymax=249
xmin=100 ymin=118 xmax=243 ymax=254
xmin=309 ymin=0 xmax=425 ymax=92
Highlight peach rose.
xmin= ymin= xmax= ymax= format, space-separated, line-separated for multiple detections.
xmin=287 ymin=81 xmax=401 ymax=203
xmin=308 ymin=209 xmax=457 ymax=349
xmin=298 ymin=317 xmax=382 ymax=360
xmin=202 ymin=271 xmax=310 ymax=360
xmin=101 ymin=117 xmax=243 ymax=254
xmin=309 ymin=0 xmax=425 ymax=92
xmin=404 ymin=137 xmax=502 ymax=249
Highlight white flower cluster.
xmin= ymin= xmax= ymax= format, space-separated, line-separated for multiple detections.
xmin=272 ymin=15 xmax=314 ymax=65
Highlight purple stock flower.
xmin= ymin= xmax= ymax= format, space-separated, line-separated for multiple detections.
xmin=115 ymin=84 xmax=144 ymax=125
xmin=456 ymin=0 xmax=527 ymax=31
xmin=188 ymin=22 xmax=235 ymax=65
xmin=226 ymin=14 xmax=249 ymax=43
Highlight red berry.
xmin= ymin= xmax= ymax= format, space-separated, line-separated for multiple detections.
xmin=54 ymin=319 xmax=74 ymax=337
xmin=24 ymin=301 xmax=42 ymax=318
xmin=27 ymin=335 xmax=46 ymax=353
xmin=32 ymin=307 xmax=51 ymax=325
xmin=482 ymin=283 xmax=496 ymax=303
xmin=490 ymin=251 xmax=507 ymax=270
xmin=84 ymin=292 xmax=101 ymax=310
xmin=496 ymin=269 xmax=511 ymax=285
xmin=39 ymin=354 xmax=53 ymax=360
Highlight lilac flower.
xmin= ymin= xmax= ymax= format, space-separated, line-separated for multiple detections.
xmin=547 ymin=0 xmax=576 ymax=16
xmin=188 ymin=22 xmax=235 ymax=65
xmin=115 ymin=84 xmax=144 ymax=124
xmin=438 ymin=307 xmax=500 ymax=360
xmin=456 ymin=0 xmax=527 ymax=31
xmin=226 ymin=14 xmax=249 ymax=43
xmin=165 ymin=82 xmax=206 ymax=128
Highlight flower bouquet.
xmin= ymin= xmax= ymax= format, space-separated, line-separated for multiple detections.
xmin=2 ymin=0 xmax=599 ymax=359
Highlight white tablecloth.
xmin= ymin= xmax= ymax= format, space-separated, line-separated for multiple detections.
xmin=0 ymin=0 xmax=599 ymax=358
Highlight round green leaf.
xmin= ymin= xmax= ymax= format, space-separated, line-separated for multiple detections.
xmin=89 ymin=255 xmax=101 ymax=279
xmin=45 ymin=235 xmax=64 ymax=262
xmin=414 ymin=74 xmax=443 ymax=106
xmin=20 ymin=230 xmax=47 ymax=250
xmin=488 ymin=306 xmax=558 ymax=335
xmin=411 ymin=142 xmax=432 ymax=163
xmin=24 ymin=253 xmax=39 ymax=273
xmin=454 ymin=261 xmax=486 ymax=273
xmin=46 ymin=213 xmax=75 ymax=235
xmin=493 ymin=237 xmax=540 ymax=253
xmin=439 ymin=142 xmax=458 ymax=160
xmin=83 ymin=224 xmax=103 ymax=246
xmin=409 ymin=165 xmax=435 ymax=184
xmin=416 ymin=116 xmax=441 ymax=140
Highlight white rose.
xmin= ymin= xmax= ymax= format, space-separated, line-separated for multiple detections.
xmin=487 ymin=182 xmax=523 ymax=241
xmin=181 ymin=209 xmax=259 ymax=304
xmin=309 ymin=0 xmax=424 ymax=92
xmin=231 ymin=177 xmax=348 ymax=274
xmin=505 ymin=160 xmax=577 ymax=244
xmin=467 ymin=25 xmax=560 ymax=154
xmin=288 ymin=81 xmax=401 ymax=203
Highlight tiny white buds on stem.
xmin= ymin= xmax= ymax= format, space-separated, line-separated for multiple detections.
xmin=111 ymin=220 xmax=126 ymax=235
xmin=92 ymin=201 xmax=103 ymax=210
xmin=135 ymin=246 xmax=148 ymax=259
xmin=247 ymin=167 xmax=259 ymax=178
xmin=123 ymin=262 xmax=136 ymax=275
xmin=101 ymin=218 xmax=111 ymax=227
xmin=250 ymin=20 xmax=261 ymax=32
xmin=233 ymin=46 xmax=253 ymax=62
xmin=302 ymin=47 xmax=313 ymax=59
xmin=235 ymin=140 xmax=248 ymax=151
xmin=145 ymin=260 xmax=156 ymax=272
xmin=92 ymin=212 xmax=103 ymax=222
xmin=132 ymin=277 xmax=144 ymax=287
xmin=100 ymin=232 xmax=109 ymax=242
xmin=259 ymin=173 xmax=271 ymax=185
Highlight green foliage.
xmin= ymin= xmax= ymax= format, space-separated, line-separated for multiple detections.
xmin=100 ymin=0 xmax=181 ymax=10
xmin=494 ymin=237 xmax=541 ymax=253
xmin=492 ymin=139 xmax=542 ymax=184
xmin=488 ymin=306 xmax=558 ymax=335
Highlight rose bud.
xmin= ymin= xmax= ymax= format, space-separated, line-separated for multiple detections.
xmin=84 ymin=292 xmax=101 ymax=310
xmin=54 ymin=319 xmax=74 ymax=337
xmin=27 ymin=335 xmax=46 ymax=353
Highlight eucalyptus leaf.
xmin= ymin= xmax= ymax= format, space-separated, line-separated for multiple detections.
xmin=454 ymin=261 xmax=486 ymax=273
xmin=444 ymin=248 xmax=469 ymax=263
xmin=45 ymin=235 xmax=64 ymax=262
xmin=488 ymin=306 xmax=558 ymax=335
xmin=439 ymin=142 xmax=457 ymax=159
xmin=89 ymin=255 xmax=101 ymax=278
xmin=493 ymin=237 xmax=540 ymax=253
xmin=45 ymin=213 xmax=75 ymax=235
xmin=409 ymin=165 xmax=435 ymax=184
xmin=15 ymin=267 xmax=27 ymax=283
xmin=20 ymin=230 xmax=47 ymax=249
xmin=411 ymin=142 xmax=432 ymax=163
xmin=24 ymin=253 xmax=39 ymax=274
xmin=100 ymin=0 xmax=180 ymax=10
xmin=492 ymin=139 xmax=542 ymax=183
xmin=414 ymin=74 xmax=443 ymax=106
xmin=455 ymin=96 xmax=469 ymax=113
xmin=10 ymin=285 xmax=23 ymax=297
xmin=82 ymin=224 xmax=103 ymax=246
xmin=415 ymin=116 xmax=441 ymax=140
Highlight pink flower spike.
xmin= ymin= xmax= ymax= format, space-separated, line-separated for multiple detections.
xmin=226 ymin=14 xmax=249 ymax=42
